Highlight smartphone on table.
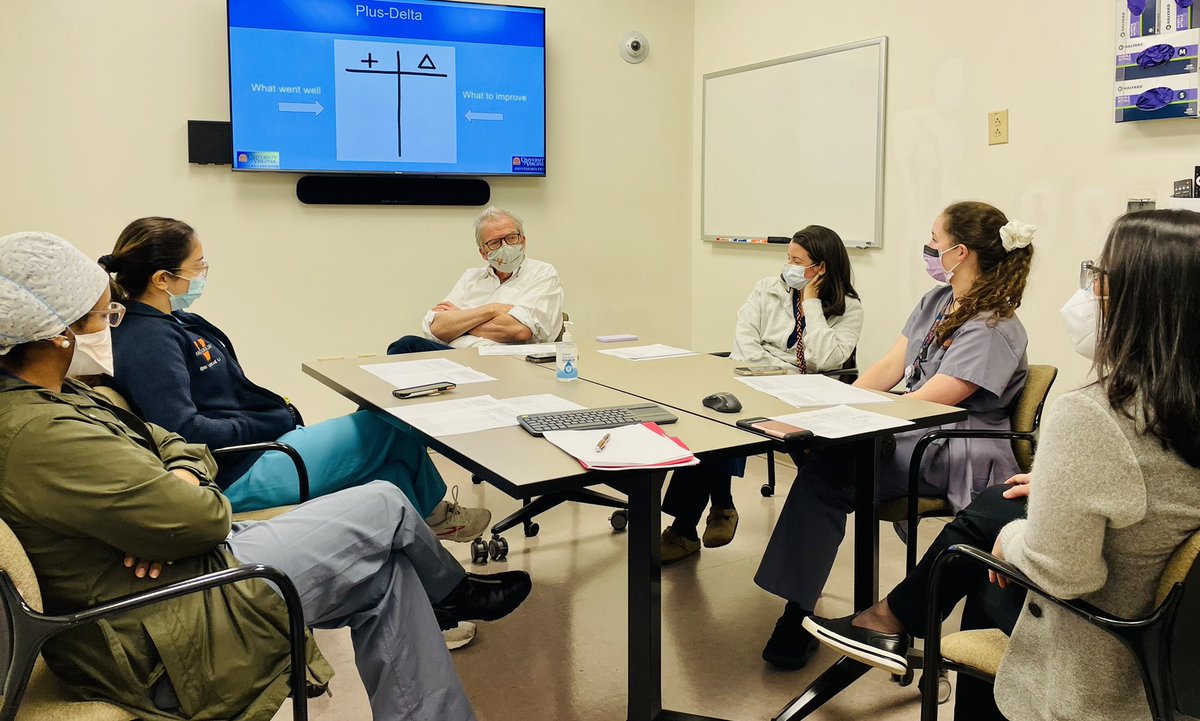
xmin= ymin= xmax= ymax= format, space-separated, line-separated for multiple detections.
xmin=733 ymin=366 xmax=791 ymax=376
xmin=736 ymin=416 xmax=813 ymax=441
xmin=525 ymin=352 xmax=557 ymax=364
xmin=392 ymin=381 xmax=456 ymax=399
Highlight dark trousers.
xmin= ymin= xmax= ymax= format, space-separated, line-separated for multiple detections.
xmin=886 ymin=484 xmax=1028 ymax=721
xmin=661 ymin=459 xmax=740 ymax=529
xmin=387 ymin=335 xmax=453 ymax=355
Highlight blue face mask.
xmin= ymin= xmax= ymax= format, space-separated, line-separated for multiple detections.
xmin=168 ymin=275 xmax=206 ymax=311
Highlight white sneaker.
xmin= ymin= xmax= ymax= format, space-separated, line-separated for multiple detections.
xmin=443 ymin=621 xmax=477 ymax=651
xmin=425 ymin=486 xmax=492 ymax=542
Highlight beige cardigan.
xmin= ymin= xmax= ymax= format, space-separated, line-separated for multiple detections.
xmin=996 ymin=384 xmax=1200 ymax=721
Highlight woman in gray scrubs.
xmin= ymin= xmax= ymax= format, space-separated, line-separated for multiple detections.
xmin=755 ymin=201 xmax=1036 ymax=669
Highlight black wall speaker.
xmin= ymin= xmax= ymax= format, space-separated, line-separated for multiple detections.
xmin=187 ymin=120 xmax=232 ymax=165
xmin=295 ymin=175 xmax=491 ymax=206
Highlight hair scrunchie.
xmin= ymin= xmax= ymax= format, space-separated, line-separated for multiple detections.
xmin=999 ymin=220 xmax=1036 ymax=252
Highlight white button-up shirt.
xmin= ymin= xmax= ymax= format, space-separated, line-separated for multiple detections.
xmin=421 ymin=258 xmax=565 ymax=348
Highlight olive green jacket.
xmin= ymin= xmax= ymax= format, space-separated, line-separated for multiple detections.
xmin=0 ymin=373 xmax=332 ymax=720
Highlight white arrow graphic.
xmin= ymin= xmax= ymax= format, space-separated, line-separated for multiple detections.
xmin=278 ymin=100 xmax=325 ymax=117
xmin=465 ymin=110 xmax=503 ymax=122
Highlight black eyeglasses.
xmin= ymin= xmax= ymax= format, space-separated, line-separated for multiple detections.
xmin=482 ymin=232 xmax=523 ymax=252
xmin=1080 ymin=260 xmax=1107 ymax=291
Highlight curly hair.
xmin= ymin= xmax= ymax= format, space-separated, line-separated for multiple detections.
xmin=935 ymin=201 xmax=1033 ymax=346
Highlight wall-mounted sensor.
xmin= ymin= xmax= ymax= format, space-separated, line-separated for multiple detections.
xmin=620 ymin=31 xmax=649 ymax=64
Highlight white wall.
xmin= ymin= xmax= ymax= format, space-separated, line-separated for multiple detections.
xmin=0 ymin=0 xmax=695 ymax=421
xmin=691 ymin=0 xmax=1200 ymax=398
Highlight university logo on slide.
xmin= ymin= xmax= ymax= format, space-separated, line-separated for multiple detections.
xmin=511 ymin=156 xmax=545 ymax=174
xmin=234 ymin=151 xmax=280 ymax=169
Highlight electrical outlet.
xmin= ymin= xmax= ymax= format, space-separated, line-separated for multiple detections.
xmin=988 ymin=110 xmax=1009 ymax=145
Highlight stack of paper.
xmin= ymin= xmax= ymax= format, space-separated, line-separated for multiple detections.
xmin=597 ymin=344 xmax=697 ymax=361
xmin=388 ymin=394 xmax=584 ymax=437
xmin=362 ymin=358 xmax=495 ymax=387
xmin=770 ymin=405 xmax=913 ymax=439
xmin=542 ymin=423 xmax=699 ymax=471
xmin=476 ymin=343 xmax=557 ymax=357
xmin=734 ymin=374 xmax=893 ymax=407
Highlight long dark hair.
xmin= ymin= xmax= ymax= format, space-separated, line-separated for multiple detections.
xmin=936 ymin=201 xmax=1033 ymax=345
xmin=100 ymin=217 xmax=195 ymax=301
xmin=1096 ymin=209 xmax=1200 ymax=468
xmin=791 ymin=225 xmax=859 ymax=317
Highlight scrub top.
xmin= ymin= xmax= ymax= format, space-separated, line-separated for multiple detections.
xmin=887 ymin=285 xmax=1029 ymax=511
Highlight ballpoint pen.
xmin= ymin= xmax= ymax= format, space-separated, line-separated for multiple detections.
xmin=595 ymin=432 xmax=611 ymax=453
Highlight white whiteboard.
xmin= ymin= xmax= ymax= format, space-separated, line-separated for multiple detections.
xmin=702 ymin=38 xmax=887 ymax=248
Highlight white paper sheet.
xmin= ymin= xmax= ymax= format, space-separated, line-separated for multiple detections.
xmin=542 ymin=424 xmax=696 ymax=468
xmin=597 ymin=344 xmax=697 ymax=361
xmin=770 ymin=405 xmax=913 ymax=439
xmin=476 ymin=343 xmax=558 ymax=357
xmin=387 ymin=394 xmax=584 ymax=437
xmin=733 ymin=374 xmax=893 ymax=407
xmin=362 ymin=357 xmax=495 ymax=388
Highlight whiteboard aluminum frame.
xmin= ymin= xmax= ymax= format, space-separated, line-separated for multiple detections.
xmin=701 ymin=36 xmax=888 ymax=250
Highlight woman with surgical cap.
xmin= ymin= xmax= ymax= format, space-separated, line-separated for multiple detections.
xmin=0 ymin=230 xmax=526 ymax=721
xmin=101 ymin=217 xmax=489 ymax=543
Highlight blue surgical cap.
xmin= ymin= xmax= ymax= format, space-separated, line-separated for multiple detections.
xmin=1135 ymin=87 xmax=1176 ymax=111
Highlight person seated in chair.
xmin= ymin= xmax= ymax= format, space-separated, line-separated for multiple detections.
xmin=808 ymin=209 xmax=1200 ymax=721
xmin=756 ymin=202 xmax=1035 ymax=671
xmin=660 ymin=226 xmax=862 ymax=564
xmin=99 ymin=217 xmax=489 ymax=544
xmin=0 ymin=231 xmax=532 ymax=721
xmin=387 ymin=206 xmax=564 ymax=353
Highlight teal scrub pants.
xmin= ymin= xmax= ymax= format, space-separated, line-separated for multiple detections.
xmin=224 ymin=410 xmax=447 ymax=516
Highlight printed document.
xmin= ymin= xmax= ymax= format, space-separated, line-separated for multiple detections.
xmin=542 ymin=423 xmax=698 ymax=469
xmin=597 ymin=344 xmax=697 ymax=361
xmin=734 ymin=374 xmax=893 ymax=407
xmin=362 ymin=357 xmax=495 ymax=388
xmin=770 ymin=405 xmax=913 ymax=439
xmin=388 ymin=394 xmax=583 ymax=437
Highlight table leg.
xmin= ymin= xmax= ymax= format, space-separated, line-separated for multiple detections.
xmin=852 ymin=437 xmax=882 ymax=612
xmin=626 ymin=470 xmax=665 ymax=721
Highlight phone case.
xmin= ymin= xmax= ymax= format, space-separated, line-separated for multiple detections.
xmin=736 ymin=416 xmax=812 ymax=441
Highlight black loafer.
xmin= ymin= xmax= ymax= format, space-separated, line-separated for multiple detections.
xmin=762 ymin=612 xmax=820 ymax=670
xmin=802 ymin=614 xmax=910 ymax=675
xmin=433 ymin=571 xmax=532 ymax=628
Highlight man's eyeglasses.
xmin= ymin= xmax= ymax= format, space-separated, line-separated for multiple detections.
xmin=482 ymin=233 xmax=523 ymax=252
xmin=87 ymin=302 xmax=126 ymax=328
xmin=1080 ymin=260 xmax=1106 ymax=291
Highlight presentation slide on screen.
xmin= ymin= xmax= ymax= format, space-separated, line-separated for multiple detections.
xmin=228 ymin=0 xmax=546 ymax=175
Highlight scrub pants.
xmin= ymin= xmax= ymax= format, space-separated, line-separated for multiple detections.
xmin=227 ymin=482 xmax=475 ymax=721
xmin=224 ymin=411 xmax=447 ymax=516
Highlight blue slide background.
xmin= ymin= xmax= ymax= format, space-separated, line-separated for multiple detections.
xmin=228 ymin=0 xmax=546 ymax=175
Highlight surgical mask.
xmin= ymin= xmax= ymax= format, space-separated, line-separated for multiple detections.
xmin=167 ymin=275 xmax=206 ymax=311
xmin=487 ymin=243 xmax=525 ymax=274
xmin=66 ymin=325 xmax=114 ymax=377
xmin=1059 ymin=288 xmax=1099 ymax=360
xmin=781 ymin=264 xmax=812 ymax=291
xmin=923 ymin=244 xmax=963 ymax=283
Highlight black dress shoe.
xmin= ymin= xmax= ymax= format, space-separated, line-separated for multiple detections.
xmin=433 ymin=571 xmax=532 ymax=629
xmin=802 ymin=614 xmax=911 ymax=675
xmin=762 ymin=611 xmax=820 ymax=669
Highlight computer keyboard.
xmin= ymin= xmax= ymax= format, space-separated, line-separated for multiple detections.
xmin=517 ymin=403 xmax=678 ymax=436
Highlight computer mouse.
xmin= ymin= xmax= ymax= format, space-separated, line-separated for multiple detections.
xmin=702 ymin=392 xmax=743 ymax=413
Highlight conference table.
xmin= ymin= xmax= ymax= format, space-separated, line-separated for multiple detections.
xmin=304 ymin=346 xmax=966 ymax=721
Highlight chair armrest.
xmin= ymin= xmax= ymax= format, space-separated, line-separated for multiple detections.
xmin=0 ymin=564 xmax=310 ymax=720
xmin=211 ymin=442 xmax=310 ymax=503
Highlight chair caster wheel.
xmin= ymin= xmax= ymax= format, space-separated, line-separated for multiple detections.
xmin=610 ymin=510 xmax=628 ymax=531
xmin=760 ymin=484 xmax=774 ymax=497
xmin=915 ymin=668 xmax=952 ymax=704
xmin=470 ymin=537 xmax=489 ymax=565
xmin=523 ymin=522 xmax=540 ymax=538
xmin=891 ymin=667 xmax=914 ymax=687
xmin=471 ymin=474 xmax=483 ymax=485
xmin=488 ymin=536 xmax=509 ymax=561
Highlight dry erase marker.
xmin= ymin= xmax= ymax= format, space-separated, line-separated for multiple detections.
xmin=595 ymin=433 xmax=611 ymax=453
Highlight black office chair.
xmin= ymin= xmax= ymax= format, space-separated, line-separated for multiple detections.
xmin=920 ymin=535 xmax=1200 ymax=721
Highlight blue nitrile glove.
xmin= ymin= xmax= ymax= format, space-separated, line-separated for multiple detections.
xmin=1136 ymin=44 xmax=1177 ymax=68
xmin=1128 ymin=0 xmax=1148 ymax=14
xmin=1135 ymin=87 xmax=1175 ymax=111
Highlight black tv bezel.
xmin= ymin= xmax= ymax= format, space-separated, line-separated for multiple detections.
xmin=224 ymin=0 xmax=547 ymax=178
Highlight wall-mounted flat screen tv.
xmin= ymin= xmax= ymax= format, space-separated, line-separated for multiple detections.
xmin=227 ymin=0 xmax=546 ymax=176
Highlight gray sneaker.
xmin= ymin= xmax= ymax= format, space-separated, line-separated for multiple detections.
xmin=425 ymin=486 xmax=492 ymax=542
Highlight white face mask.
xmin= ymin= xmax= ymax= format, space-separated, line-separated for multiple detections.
xmin=781 ymin=264 xmax=812 ymax=291
xmin=66 ymin=325 xmax=115 ymax=377
xmin=487 ymin=243 xmax=525 ymax=274
xmin=1059 ymin=288 xmax=1099 ymax=360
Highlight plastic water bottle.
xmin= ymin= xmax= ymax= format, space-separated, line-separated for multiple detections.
xmin=556 ymin=321 xmax=578 ymax=382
